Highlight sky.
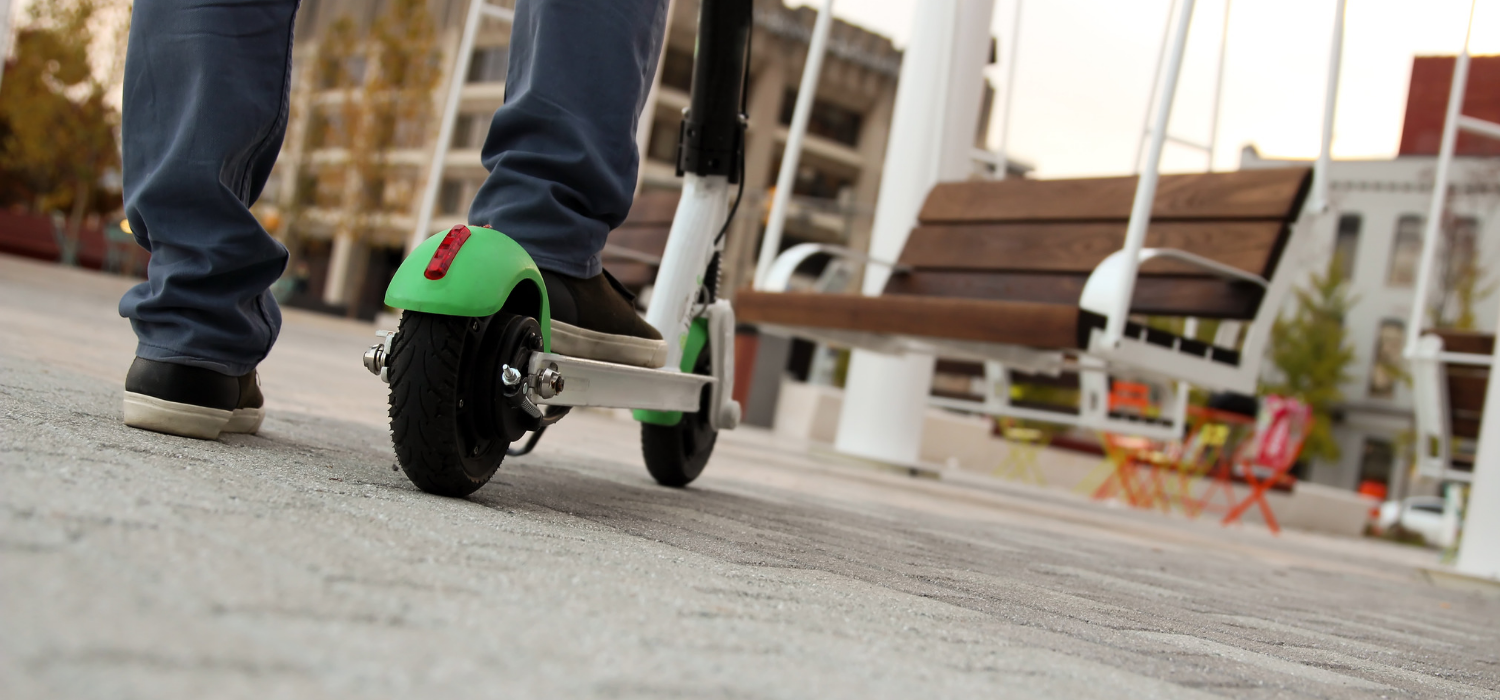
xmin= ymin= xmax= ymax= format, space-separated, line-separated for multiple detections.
xmin=791 ymin=0 xmax=1500 ymax=179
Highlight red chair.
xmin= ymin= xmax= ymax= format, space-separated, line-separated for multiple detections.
xmin=1219 ymin=396 xmax=1311 ymax=533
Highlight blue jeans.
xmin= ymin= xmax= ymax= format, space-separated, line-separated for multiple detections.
xmin=119 ymin=0 xmax=668 ymax=376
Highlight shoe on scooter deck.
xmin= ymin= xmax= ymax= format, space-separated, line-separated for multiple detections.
xmin=541 ymin=269 xmax=666 ymax=369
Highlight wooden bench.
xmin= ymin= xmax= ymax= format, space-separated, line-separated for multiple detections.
xmin=737 ymin=167 xmax=1313 ymax=404
xmin=1413 ymin=329 xmax=1492 ymax=481
xmin=603 ymin=189 xmax=680 ymax=293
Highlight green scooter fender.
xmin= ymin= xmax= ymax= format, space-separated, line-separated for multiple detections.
xmin=384 ymin=226 xmax=551 ymax=351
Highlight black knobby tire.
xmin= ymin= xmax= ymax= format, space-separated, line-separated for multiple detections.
xmin=640 ymin=351 xmax=717 ymax=488
xmin=388 ymin=311 xmax=506 ymax=497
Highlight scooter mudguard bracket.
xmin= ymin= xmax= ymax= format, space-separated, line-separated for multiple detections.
xmin=384 ymin=226 xmax=551 ymax=351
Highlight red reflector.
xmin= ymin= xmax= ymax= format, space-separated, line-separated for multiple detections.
xmin=424 ymin=225 xmax=472 ymax=280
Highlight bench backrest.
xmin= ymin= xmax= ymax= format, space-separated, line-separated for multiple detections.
xmin=1431 ymin=329 xmax=1492 ymax=443
xmin=605 ymin=189 xmax=680 ymax=291
xmin=883 ymin=168 xmax=1312 ymax=319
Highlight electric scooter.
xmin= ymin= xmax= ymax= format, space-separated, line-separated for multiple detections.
xmin=363 ymin=0 xmax=751 ymax=498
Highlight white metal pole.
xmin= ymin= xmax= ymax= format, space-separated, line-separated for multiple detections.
xmin=1206 ymin=0 xmax=1231 ymax=171
xmin=635 ymin=0 xmax=678 ymax=193
xmin=1308 ymin=0 xmax=1347 ymax=214
xmin=1101 ymin=0 xmax=1196 ymax=348
xmin=1457 ymin=299 xmax=1500 ymax=580
xmin=409 ymin=0 xmax=491 ymax=252
xmin=1405 ymin=0 xmax=1476 ymax=359
xmin=996 ymin=0 xmax=1022 ymax=180
xmin=0 ymin=0 xmax=12 ymax=95
xmin=1135 ymin=0 xmax=1177 ymax=173
xmin=752 ymin=0 xmax=835 ymax=291
xmin=833 ymin=0 xmax=993 ymax=467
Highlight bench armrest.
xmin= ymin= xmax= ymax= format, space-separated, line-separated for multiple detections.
xmin=759 ymin=243 xmax=910 ymax=293
xmin=1079 ymin=248 xmax=1267 ymax=319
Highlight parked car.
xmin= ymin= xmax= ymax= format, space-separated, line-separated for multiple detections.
xmin=1376 ymin=496 xmax=1450 ymax=546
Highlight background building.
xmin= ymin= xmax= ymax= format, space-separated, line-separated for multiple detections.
xmin=262 ymin=0 xmax=482 ymax=319
xmin=1243 ymin=54 xmax=1500 ymax=500
xmin=260 ymin=0 xmax=1015 ymax=318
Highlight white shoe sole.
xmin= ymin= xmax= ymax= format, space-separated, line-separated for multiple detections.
xmin=224 ymin=407 xmax=265 ymax=434
xmin=123 ymin=392 xmax=262 ymax=440
xmin=550 ymin=320 xmax=668 ymax=369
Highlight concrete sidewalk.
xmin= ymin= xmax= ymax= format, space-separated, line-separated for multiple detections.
xmin=1 ymin=255 xmax=1497 ymax=699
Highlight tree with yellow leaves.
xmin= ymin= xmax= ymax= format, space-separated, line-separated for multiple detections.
xmin=293 ymin=0 xmax=443 ymax=313
xmin=0 ymin=0 xmax=127 ymax=263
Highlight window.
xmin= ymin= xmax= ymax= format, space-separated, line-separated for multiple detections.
xmin=1429 ymin=215 xmax=1482 ymax=327
xmin=1357 ymin=438 xmax=1395 ymax=492
xmin=646 ymin=115 xmax=681 ymax=164
xmin=296 ymin=172 xmax=320 ymax=208
xmin=467 ymin=46 xmax=509 ymax=83
xmin=392 ymin=114 xmax=428 ymax=149
xmin=318 ymin=55 xmax=367 ymax=90
xmin=1333 ymin=213 xmax=1361 ymax=282
xmin=1448 ymin=216 xmax=1479 ymax=258
xmin=1387 ymin=215 xmax=1424 ymax=287
xmin=313 ymin=170 xmax=346 ymax=209
xmin=660 ymin=46 xmax=694 ymax=92
xmin=780 ymin=89 xmax=864 ymax=147
xmin=306 ymin=109 xmax=345 ymax=150
xmin=451 ymin=113 xmax=484 ymax=150
xmin=450 ymin=113 xmax=492 ymax=150
xmin=1368 ymin=318 xmax=1406 ymax=399
xmin=380 ymin=173 xmax=418 ymax=214
xmin=361 ymin=177 xmax=386 ymax=211
xmin=439 ymin=179 xmax=466 ymax=216
xmin=768 ymin=153 xmax=855 ymax=200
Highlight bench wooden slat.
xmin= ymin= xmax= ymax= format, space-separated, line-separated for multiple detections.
xmin=603 ymin=225 xmax=671 ymax=290
xmin=605 ymin=193 xmax=678 ymax=290
xmin=603 ymin=261 xmax=657 ymax=289
xmin=736 ymin=291 xmax=1081 ymax=348
xmin=1447 ymin=368 xmax=1489 ymax=414
xmin=883 ymin=271 xmax=1264 ymax=319
xmin=918 ymin=168 xmax=1311 ymax=224
xmin=897 ymin=221 xmax=1283 ymax=276
xmin=1426 ymin=330 xmax=1491 ymax=441
xmin=1430 ymin=329 xmax=1495 ymax=355
xmin=621 ymin=189 xmax=681 ymax=226
xmin=608 ymin=225 xmax=671 ymax=257
xmin=739 ymin=168 xmax=1311 ymax=370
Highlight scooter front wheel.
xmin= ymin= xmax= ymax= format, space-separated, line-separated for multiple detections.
xmin=388 ymin=310 xmax=542 ymax=497
xmin=639 ymin=350 xmax=717 ymax=487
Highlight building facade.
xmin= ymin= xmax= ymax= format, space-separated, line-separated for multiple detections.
xmin=261 ymin=0 xmax=489 ymax=318
xmin=258 ymin=0 xmax=1013 ymax=318
xmin=1238 ymin=54 xmax=1500 ymax=499
xmin=1243 ymin=148 xmax=1500 ymax=498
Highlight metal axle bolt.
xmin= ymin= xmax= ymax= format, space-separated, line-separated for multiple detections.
xmin=534 ymin=364 xmax=565 ymax=400
xmin=501 ymin=365 xmax=523 ymax=387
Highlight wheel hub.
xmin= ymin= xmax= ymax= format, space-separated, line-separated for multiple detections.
xmin=456 ymin=313 xmax=544 ymax=464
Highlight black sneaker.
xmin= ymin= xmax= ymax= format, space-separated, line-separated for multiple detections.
xmin=541 ymin=269 xmax=667 ymax=368
xmin=122 ymin=358 xmax=264 ymax=440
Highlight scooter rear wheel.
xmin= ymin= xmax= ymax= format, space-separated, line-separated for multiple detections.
xmin=388 ymin=311 xmax=542 ymax=497
xmin=640 ymin=350 xmax=717 ymax=487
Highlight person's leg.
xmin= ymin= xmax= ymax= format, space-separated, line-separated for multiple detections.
xmin=469 ymin=0 xmax=669 ymax=278
xmin=117 ymin=0 xmax=300 ymax=437
xmin=468 ymin=0 xmax=670 ymax=368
